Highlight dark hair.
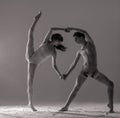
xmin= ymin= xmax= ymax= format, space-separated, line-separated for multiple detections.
xmin=54 ymin=44 xmax=67 ymax=52
xmin=73 ymin=32 xmax=85 ymax=39
xmin=51 ymin=33 xmax=63 ymax=42
xmin=51 ymin=33 xmax=67 ymax=52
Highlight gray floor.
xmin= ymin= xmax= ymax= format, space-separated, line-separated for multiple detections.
xmin=0 ymin=103 xmax=120 ymax=118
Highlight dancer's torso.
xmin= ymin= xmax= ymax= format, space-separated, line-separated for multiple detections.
xmin=80 ymin=42 xmax=97 ymax=70
xmin=29 ymin=42 xmax=55 ymax=64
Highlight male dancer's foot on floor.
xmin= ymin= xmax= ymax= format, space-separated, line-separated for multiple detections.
xmin=59 ymin=107 xmax=68 ymax=111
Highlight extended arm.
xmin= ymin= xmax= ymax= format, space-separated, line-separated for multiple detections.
xmin=65 ymin=51 xmax=81 ymax=77
xmin=67 ymin=27 xmax=94 ymax=43
xmin=52 ymin=53 xmax=62 ymax=78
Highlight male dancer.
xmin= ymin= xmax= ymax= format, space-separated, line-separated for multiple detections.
xmin=60 ymin=27 xmax=114 ymax=113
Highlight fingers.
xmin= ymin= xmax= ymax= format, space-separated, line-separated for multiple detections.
xmin=65 ymin=29 xmax=70 ymax=32
xmin=65 ymin=27 xmax=71 ymax=32
xmin=60 ymin=74 xmax=67 ymax=80
xmin=63 ymin=74 xmax=67 ymax=80
xmin=59 ymin=75 xmax=63 ymax=79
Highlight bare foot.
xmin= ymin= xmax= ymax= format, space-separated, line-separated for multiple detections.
xmin=31 ymin=106 xmax=37 ymax=111
xmin=107 ymin=104 xmax=114 ymax=113
xmin=59 ymin=107 xmax=68 ymax=111
xmin=34 ymin=11 xmax=42 ymax=20
xmin=28 ymin=104 xmax=37 ymax=111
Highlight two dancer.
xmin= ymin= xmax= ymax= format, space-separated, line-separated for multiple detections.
xmin=25 ymin=11 xmax=67 ymax=111
xmin=26 ymin=12 xmax=114 ymax=113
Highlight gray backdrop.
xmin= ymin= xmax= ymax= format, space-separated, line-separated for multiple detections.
xmin=0 ymin=0 xmax=119 ymax=105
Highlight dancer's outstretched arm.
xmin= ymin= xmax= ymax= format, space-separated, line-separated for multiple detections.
xmin=52 ymin=53 xmax=62 ymax=78
xmin=62 ymin=51 xmax=81 ymax=80
xmin=66 ymin=27 xmax=94 ymax=43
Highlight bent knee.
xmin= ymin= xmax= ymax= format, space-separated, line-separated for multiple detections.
xmin=106 ymin=80 xmax=114 ymax=89
xmin=25 ymin=52 xmax=33 ymax=61
xmin=26 ymin=56 xmax=31 ymax=63
xmin=109 ymin=80 xmax=114 ymax=89
xmin=25 ymin=54 xmax=29 ymax=61
xmin=26 ymin=55 xmax=35 ymax=64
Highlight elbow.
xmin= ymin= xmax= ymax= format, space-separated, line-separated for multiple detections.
xmin=52 ymin=64 xmax=56 ymax=69
xmin=54 ymin=64 xmax=57 ymax=69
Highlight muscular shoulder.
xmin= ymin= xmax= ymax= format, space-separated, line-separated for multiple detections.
xmin=87 ymin=41 xmax=96 ymax=50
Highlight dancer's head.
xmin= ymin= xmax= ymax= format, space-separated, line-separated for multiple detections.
xmin=73 ymin=32 xmax=86 ymax=45
xmin=51 ymin=33 xmax=67 ymax=52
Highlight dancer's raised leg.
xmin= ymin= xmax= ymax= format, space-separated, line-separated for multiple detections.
xmin=26 ymin=11 xmax=42 ymax=59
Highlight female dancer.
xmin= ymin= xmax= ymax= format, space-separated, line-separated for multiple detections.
xmin=25 ymin=11 xmax=67 ymax=111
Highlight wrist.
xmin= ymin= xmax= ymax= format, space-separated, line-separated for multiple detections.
xmin=65 ymin=73 xmax=68 ymax=77
xmin=59 ymin=73 xmax=62 ymax=77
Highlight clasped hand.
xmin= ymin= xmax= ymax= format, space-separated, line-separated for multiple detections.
xmin=64 ymin=27 xmax=72 ymax=33
xmin=59 ymin=74 xmax=68 ymax=80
